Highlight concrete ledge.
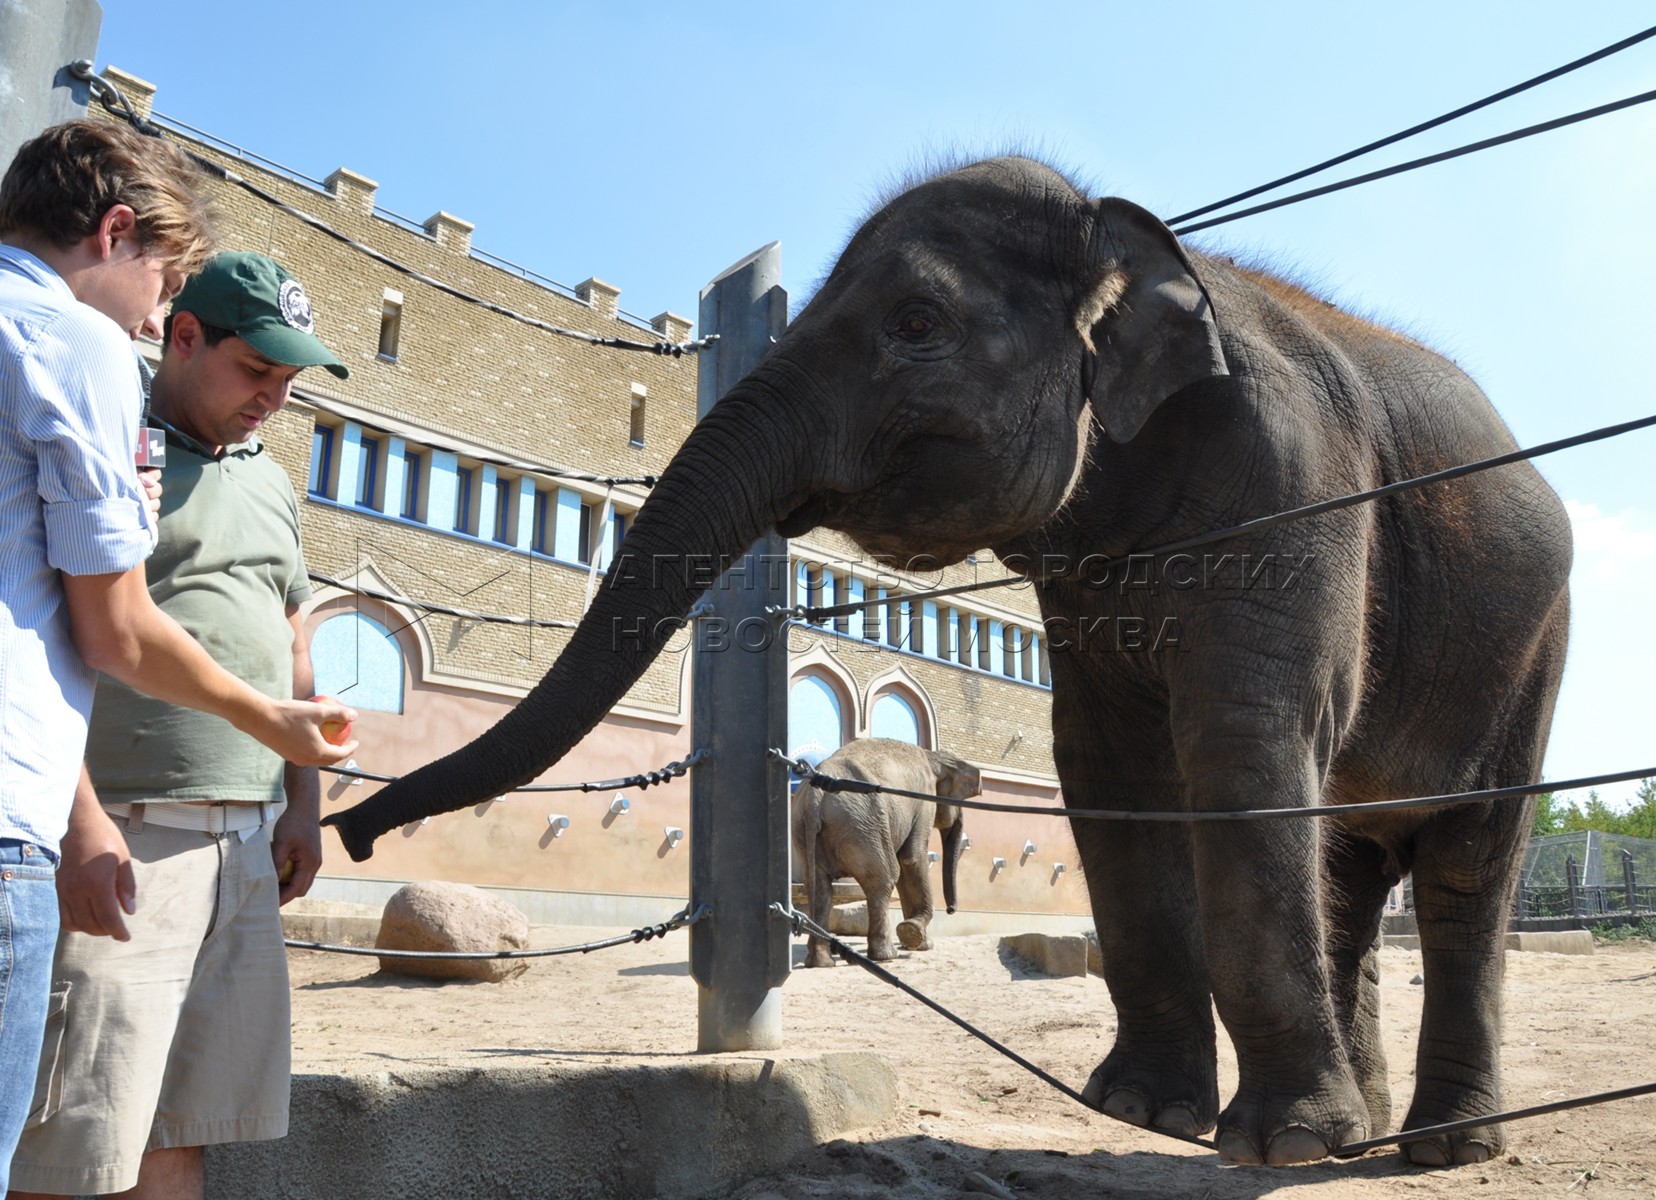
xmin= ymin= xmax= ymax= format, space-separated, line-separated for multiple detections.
xmin=999 ymin=932 xmax=1090 ymax=977
xmin=1383 ymin=930 xmax=1595 ymax=955
xmin=205 ymin=1053 xmax=898 ymax=1199
xmin=1506 ymin=930 xmax=1595 ymax=955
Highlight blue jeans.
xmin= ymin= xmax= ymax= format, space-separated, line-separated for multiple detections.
xmin=0 ymin=838 xmax=59 ymax=1193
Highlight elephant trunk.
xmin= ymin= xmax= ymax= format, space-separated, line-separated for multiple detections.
xmin=939 ymin=813 xmax=965 ymax=915
xmin=322 ymin=387 xmax=817 ymax=861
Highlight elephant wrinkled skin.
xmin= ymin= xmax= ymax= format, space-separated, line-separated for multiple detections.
xmin=324 ymin=157 xmax=1570 ymax=1168
xmin=791 ymin=738 xmax=978 ymax=967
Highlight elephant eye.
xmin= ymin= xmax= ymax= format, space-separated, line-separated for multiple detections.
xmin=886 ymin=302 xmax=959 ymax=358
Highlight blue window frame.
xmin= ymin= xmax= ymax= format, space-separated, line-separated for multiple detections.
xmin=531 ymin=489 xmax=550 ymax=553
xmin=399 ymin=449 xmax=422 ymax=519
xmin=454 ymin=466 xmax=474 ymax=532
xmin=492 ymin=477 xmax=513 ymax=543
xmin=355 ymin=436 xmax=379 ymax=508
xmin=308 ymin=425 xmax=334 ymax=497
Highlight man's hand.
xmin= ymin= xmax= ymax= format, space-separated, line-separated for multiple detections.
xmin=270 ymin=804 xmax=322 ymax=906
xmin=137 ymin=466 xmax=162 ymax=532
xmin=59 ymin=771 xmax=137 ymax=940
xmin=259 ymin=697 xmax=360 ymax=767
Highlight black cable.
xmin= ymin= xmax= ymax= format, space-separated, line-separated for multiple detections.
xmin=774 ymin=751 xmax=1656 ymax=824
xmin=286 ymin=904 xmax=708 ymax=960
xmin=323 ymin=749 xmax=707 ymax=793
xmin=70 ymin=64 xmax=713 ymax=360
xmin=781 ymin=906 xmax=1656 ymax=1160
xmin=309 ymin=571 xmax=579 ymax=630
xmin=1169 ymin=24 xmax=1656 ymax=225
xmin=1173 ymin=88 xmax=1656 ymax=235
xmin=795 ymin=411 xmax=1656 ymax=623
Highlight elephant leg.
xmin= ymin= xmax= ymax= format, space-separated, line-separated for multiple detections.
xmin=1188 ymin=769 xmax=1369 ymax=1166
xmin=1322 ymin=829 xmax=1396 ymax=1138
xmin=860 ymin=869 xmax=899 ymax=962
xmin=1403 ymin=797 xmax=1530 ymax=1166
xmin=804 ymin=842 xmax=836 ymax=970
xmin=894 ymin=830 xmax=934 ymax=951
xmin=1068 ymin=783 xmax=1220 ymax=1140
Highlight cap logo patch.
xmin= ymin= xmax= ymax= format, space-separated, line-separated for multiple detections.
xmin=278 ymin=278 xmax=316 ymax=333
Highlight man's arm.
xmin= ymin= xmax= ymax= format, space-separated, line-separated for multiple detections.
xmin=62 ymin=566 xmax=358 ymax=766
xmin=56 ymin=766 xmax=136 ymax=941
xmin=271 ymin=605 xmax=324 ymax=905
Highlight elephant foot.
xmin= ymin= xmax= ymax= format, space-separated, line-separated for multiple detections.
xmin=1401 ymin=1129 xmax=1499 ymax=1167
xmin=865 ymin=941 xmax=899 ymax=962
xmin=1081 ymin=1052 xmax=1218 ymax=1138
xmin=802 ymin=940 xmax=835 ymax=969
xmin=895 ymin=919 xmax=931 ymax=951
xmin=1214 ymin=1073 xmax=1369 ymax=1166
xmin=1399 ymin=1104 xmax=1503 ymax=1168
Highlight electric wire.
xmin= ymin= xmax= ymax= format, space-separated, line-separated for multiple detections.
xmin=286 ymin=903 xmax=707 ymax=959
xmin=70 ymin=63 xmax=715 ymax=360
xmin=774 ymin=751 xmax=1656 ymax=823
xmin=308 ymin=571 xmax=579 ymax=630
xmin=1169 ymin=24 xmax=1656 ymax=225
xmin=1172 ymin=87 xmax=1656 ymax=235
xmin=789 ymin=411 xmax=1656 ymax=623
xmin=322 ymin=749 xmax=706 ymax=793
xmin=779 ymin=907 xmax=1656 ymax=1159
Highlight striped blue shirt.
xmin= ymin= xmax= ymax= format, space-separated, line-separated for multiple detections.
xmin=0 ymin=245 xmax=156 ymax=853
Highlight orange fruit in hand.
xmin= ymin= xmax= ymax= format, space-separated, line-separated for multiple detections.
xmin=309 ymin=695 xmax=353 ymax=746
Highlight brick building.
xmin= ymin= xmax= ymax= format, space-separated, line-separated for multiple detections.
xmin=105 ymin=67 xmax=1089 ymax=930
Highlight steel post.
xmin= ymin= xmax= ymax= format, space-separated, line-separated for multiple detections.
xmin=0 ymin=0 xmax=101 ymax=170
xmin=689 ymin=242 xmax=791 ymax=1051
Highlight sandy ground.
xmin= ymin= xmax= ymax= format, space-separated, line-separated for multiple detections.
xmin=288 ymin=928 xmax=1656 ymax=1199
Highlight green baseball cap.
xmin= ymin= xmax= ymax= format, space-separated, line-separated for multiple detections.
xmin=171 ymin=251 xmax=349 ymax=379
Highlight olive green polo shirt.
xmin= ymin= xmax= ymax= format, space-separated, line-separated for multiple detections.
xmin=86 ymin=434 xmax=311 ymax=803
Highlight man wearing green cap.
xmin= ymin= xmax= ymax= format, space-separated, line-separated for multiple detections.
xmin=10 ymin=253 xmax=351 ymax=1200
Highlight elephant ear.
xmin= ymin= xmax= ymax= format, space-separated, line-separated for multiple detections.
xmin=928 ymin=750 xmax=982 ymax=801
xmin=1078 ymin=197 xmax=1229 ymax=444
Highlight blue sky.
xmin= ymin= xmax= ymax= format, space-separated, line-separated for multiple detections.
xmin=96 ymin=1 xmax=1656 ymax=807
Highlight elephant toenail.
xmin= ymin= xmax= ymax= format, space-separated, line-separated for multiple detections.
xmin=1100 ymin=1089 xmax=1151 ymax=1126
xmin=1453 ymin=1140 xmax=1495 ymax=1165
xmin=1265 ymin=1126 xmax=1332 ymax=1165
xmin=1216 ymin=1129 xmax=1264 ymax=1164
xmin=1151 ymin=1105 xmax=1203 ymax=1137
xmin=1405 ymin=1139 xmax=1451 ymax=1167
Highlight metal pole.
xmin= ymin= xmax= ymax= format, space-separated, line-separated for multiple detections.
xmin=0 ymin=0 xmax=102 ymax=170
xmin=689 ymin=242 xmax=790 ymax=1051
xmin=1565 ymin=854 xmax=1580 ymax=919
xmin=1624 ymin=850 xmax=1638 ymax=916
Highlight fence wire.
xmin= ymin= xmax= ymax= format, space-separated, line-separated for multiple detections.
xmin=788 ymin=410 xmax=1656 ymax=624
xmin=779 ymin=906 xmax=1656 ymax=1158
xmin=309 ymin=571 xmax=579 ymax=630
xmin=1172 ymin=86 xmax=1656 ymax=236
xmin=287 ymin=903 xmax=707 ymax=960
xmin=776 ymin=751 xmax=1656 ymax=825
xmin=323 ymin=749 xmax=706 ymax=794
xmin=1169 ymin=23 xmax=1656 ymax=225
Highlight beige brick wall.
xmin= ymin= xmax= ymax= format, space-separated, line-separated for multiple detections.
xmin=95 ymin=75 xmax=1083 ymax=916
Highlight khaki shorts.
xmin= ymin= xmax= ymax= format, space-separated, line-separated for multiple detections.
xmin=10 ymin=812 xmax=291 ymax=1196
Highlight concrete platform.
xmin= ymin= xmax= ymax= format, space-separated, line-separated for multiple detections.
xmin=1382 ymin=929 xmax=1595 ymax=955
xmin=205 ymin=1053 xmax=898 ymax=1200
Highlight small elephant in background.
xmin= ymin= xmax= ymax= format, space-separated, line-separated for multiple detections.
xmin=792 ymin=738 xmax=980 ymax=967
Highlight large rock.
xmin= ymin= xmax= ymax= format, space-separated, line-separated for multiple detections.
xmin=375 ymin=882 xmax=532 ymax=982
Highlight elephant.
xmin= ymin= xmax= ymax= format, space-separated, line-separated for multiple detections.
xmin=790 ymin=738 xmax=979 ymax=967
xmin=324 ymin=156 xmax=1571 ymax=1169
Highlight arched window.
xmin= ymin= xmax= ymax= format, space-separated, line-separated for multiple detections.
xmin=788 ymin=673 xmax=845 ymax=768
xmin=871 ymin=691 xmax=921 ymax=745
xmin=309 ymin=613 xmax=406 ymax=714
